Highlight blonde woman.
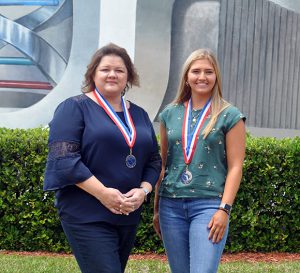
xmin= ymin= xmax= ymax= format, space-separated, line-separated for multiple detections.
xmin=153 ymin=49 xmax=246 ymax=273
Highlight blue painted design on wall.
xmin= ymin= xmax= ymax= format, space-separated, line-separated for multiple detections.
xmin=0 ymin=0 xmax=72 ymax=110
xmin=0 ymin=0 xmax=58 ymax=6
xmin=0 ymin=57 xmax=33 ymax=65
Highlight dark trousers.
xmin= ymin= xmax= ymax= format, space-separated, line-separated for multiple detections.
xmin=61 ymin=220 xmax=138 ymax=273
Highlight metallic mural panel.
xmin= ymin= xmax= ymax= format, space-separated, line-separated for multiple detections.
xmin=0 ymin=0 xmax=100 ymax=127
xmin=0 ymin=15 xmax=67 ymax=84
xmin=0 ymin=0 xmax=299 ymax=137
xmin=218 ymin=0 xmax=300 ymax=130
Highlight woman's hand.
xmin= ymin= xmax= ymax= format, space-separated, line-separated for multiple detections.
xmin=207 ymin=210 xmax=229 ymax=243
xmin=122 ymin=188 xmax=145 ymax=214
xmin=97 ymin=187 xmax=126 ymax=215
xmin=153 ymin=212 xmax=162 ymax=239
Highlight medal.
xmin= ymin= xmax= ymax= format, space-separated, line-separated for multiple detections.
xmin=126 ymin=149 xmax=136 ymax=168
xmin=181 ymin=97 xmax=212 ymax=184
xmin=180 ymin=166 xmax=193 ymax=184
xmin=94 ymin=88 xmax=137 ymax=168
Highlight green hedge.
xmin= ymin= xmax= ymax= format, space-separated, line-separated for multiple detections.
xmin=227 ymin=136 xmax=300 ymax=252
xmin=0 ymin=128 xmax=299 ymax=253
xmin=0 ymin=128 xmax=68 ymax=252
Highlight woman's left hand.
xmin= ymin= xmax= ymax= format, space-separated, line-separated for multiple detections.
xmin=207 ymin=210 xmax=229 ymax=243
xmin=121 ymin=188 xmax=145 ymax=214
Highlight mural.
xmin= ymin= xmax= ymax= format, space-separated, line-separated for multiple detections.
xmin=0 ymin=0 xmax=299 ymax=137
xmin=0 ymin=0 xmax=100 ymax=128
xmin=218 ymin=0 xmax=300 ymax=131
xmin=0 ymin=0 xmax=72 ymax=110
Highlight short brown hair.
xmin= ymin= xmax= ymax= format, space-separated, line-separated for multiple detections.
xmin=82 ymin=43 xmax=139 ymax=93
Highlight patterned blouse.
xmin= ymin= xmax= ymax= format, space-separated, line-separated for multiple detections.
xmin=159 ymin=103 xmax=245 ymax=199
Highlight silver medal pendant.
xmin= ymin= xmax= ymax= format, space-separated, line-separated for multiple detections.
xmin=180 ymin=169 xmax=193 ymax=184
xmin=126 ymin=154 xmax=136 ymax=168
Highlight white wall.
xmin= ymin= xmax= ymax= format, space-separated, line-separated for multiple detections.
xmin=99 ymin=0 xmax=137 ymax=60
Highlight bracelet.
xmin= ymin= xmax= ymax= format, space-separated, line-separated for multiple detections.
xmin=218 ymin=207 xmax=229 ymax=215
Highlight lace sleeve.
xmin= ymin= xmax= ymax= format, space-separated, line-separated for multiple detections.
xmin=44 ymin=141 xmax=92 ymax=191
xmin=43 ymin=98 xmax=93 ymax=191
xmin=48 ymin=141 xmax=80 ymax=161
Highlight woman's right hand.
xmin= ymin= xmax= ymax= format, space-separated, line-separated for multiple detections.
xmin=153 ymin=212 xmax=162 ymax=239
xmin=76 ymin=177 xmax=128 ymax=215
xmin=97 ymin=187 xmax=126 ymax=215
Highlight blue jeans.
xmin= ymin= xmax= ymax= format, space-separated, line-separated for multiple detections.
xmin=159 ymin=197 xmax=229 ymax=273
xmin=61 ymin=220 xmax=138 ymax=273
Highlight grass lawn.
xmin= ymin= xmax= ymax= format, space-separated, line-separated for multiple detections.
xmin=0 ymin=253 xmax=299 ymax=273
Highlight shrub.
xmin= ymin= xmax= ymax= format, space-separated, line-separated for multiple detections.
xmin=0 ymin=128 xmax=68 ymax=252
xmin=227 ymin=136 xmax=300 ymax=252
xmin=0 ymin=128 xmax=299 ymax=253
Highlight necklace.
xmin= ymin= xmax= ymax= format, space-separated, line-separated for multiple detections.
xmin=93 ymin=88 xmax=137 ymax=168
xmin=192 ymin=109 xmax=202 ymax=123
xmin=181 ymin=98 xmax=212 ymax=185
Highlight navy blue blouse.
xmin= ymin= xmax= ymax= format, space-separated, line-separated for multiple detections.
xmin=44 ymin=94 xmax=161 ymax=225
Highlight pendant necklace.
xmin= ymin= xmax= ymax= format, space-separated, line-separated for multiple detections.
xmin=94 ymin=88 xmax=137 ymax=168
xmin=192 ymin=110 xmax=201 ymax=123
xmin=181 ymin=97 xmax=212 ymax=184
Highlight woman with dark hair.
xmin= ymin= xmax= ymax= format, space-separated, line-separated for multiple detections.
xmin=44 ymin=43 xmax=161 ymax=273
xmin=153 ymin=48 xmax=246 ymax=273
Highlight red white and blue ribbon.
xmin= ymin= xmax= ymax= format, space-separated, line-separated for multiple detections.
xmin=182 ymin=98 xmax=212 ymax=164
xmin=94 ymin=88 xmax=136 ymax=148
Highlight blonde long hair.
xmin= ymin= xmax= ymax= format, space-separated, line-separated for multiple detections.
xmin=174 ymin=48 xmax=230 ymax=138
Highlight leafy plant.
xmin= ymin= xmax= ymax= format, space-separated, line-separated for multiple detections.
xmin=0 ymin=128 xmax=299 ymax=253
